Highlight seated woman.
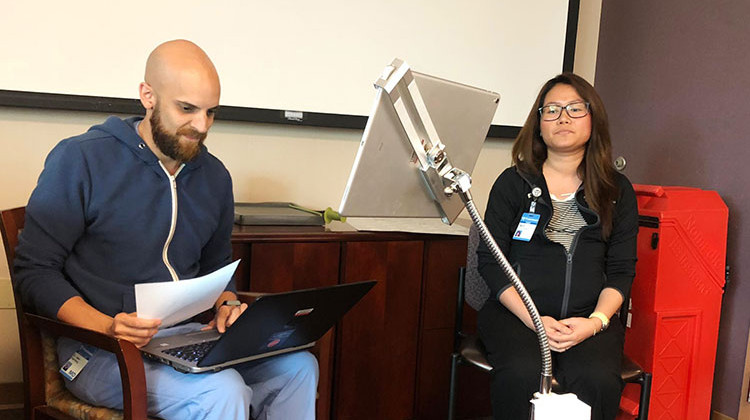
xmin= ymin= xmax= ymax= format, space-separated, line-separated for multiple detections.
xmin=477 ymin=73 xmax=638 ymax=420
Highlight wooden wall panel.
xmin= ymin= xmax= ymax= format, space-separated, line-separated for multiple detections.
xmin=244 ymin=241 xmax=340 ymax=420
xmin=335 ymin=241 xmax=424 ymax=420
xmin=420 ymin=238 xmax=468 ymax=330
xmin=415 ymin=238 xmax=467 ymax=418
xmin=247 ymin=242 xmax=340 ymax=291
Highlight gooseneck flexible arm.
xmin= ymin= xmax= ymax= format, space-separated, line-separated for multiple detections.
xmin=449 ymin=171 xmax=553 ymax=395
xmin=375 ymin=59 xmax=552 ymax=395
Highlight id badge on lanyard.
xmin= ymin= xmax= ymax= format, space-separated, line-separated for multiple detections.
xmin=513 ymin=187 xmax=542 ymax=242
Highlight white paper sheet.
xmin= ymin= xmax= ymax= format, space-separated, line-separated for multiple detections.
xmin=135 ymin=260 xmax=240 ymax=328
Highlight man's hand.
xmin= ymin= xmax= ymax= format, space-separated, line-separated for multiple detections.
xmin=108 ymin=312 xmax=161 ymax=348
xmin=57 ymin=296 xmax=160 ymax=348
xmin=204 ymin=302 xmax=248 ymax=333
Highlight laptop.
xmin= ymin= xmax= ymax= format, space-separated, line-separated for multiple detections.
xmin=141 ymin=280 xmax=376 ymax=373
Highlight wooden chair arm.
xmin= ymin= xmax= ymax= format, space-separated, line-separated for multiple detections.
xmin=236 ymin=291 xmax=267 ymax=305
xmin=25 ymin=313 xmax=149 ymax=420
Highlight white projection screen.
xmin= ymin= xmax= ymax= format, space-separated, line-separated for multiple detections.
xmin=0 ymin=1 xmax=579 ymax=137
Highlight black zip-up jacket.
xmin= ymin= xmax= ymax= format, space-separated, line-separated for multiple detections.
xmin=477 ymin=166 xmax=638 ymax=319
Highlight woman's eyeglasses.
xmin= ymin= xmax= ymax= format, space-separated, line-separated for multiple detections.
xmin=538 ymin=101 xmax=590 ymax=121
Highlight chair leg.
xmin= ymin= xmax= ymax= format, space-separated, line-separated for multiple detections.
xmin=448 ymin=353 xmax=461 ymax=420
xmin=636 ymin=372 xmax=652 ymax=420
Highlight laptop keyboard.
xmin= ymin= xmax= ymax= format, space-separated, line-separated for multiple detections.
xmin=162 ymin=340 xmax=217 ymax=363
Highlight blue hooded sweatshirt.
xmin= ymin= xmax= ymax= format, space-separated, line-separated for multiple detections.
xmin=14 ymin=116 xmax=236 ymax=319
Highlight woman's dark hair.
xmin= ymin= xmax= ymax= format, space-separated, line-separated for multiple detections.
xmin=511 ymin=72 xmax=618 ymax=239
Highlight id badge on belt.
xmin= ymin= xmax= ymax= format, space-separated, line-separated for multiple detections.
xmin=60 ymin=345 xmax=97 ymax=381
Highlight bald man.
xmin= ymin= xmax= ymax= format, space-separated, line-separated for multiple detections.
xmin=14 ymin=40 xmax=318 ymax=419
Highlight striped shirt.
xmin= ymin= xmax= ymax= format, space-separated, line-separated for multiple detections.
xmin=545 ymin=193 xmax=588 ymax=252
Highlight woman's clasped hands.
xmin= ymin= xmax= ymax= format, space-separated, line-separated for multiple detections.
xmin=541 ymin=315 xmax=599 ymax=352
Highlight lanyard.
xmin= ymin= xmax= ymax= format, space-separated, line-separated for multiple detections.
xmin=528 ymin=186 xmax=542 ymax=213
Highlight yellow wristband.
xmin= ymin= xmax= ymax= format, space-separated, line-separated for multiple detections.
xmin=588 ymin=311 xmax=610 ymax=333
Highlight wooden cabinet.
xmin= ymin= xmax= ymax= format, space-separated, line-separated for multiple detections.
xmin=231 ymin=225 xmax=468 ymax=419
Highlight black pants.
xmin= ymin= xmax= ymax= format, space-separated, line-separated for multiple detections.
xmin=478 ymin=300 xmax=625 ymax=420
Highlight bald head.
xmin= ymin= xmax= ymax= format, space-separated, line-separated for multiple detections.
xmin=145 ymin=40 xmax=220 ymax=94
xmin=137 ymin=40 xmax=222 ymax=171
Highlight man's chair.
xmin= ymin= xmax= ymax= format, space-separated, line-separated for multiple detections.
xmin=447 ymin=227 xmax=653 ymax=420
xmin=1 ymin=207 xmax=150 ymax=420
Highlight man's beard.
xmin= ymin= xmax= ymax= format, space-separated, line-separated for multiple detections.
xmin=150 ymin=106 xmax=207 ymax=163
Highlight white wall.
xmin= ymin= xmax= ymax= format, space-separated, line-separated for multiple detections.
xmin=2 ymin=1 xmax=571 ymax=128
xmin=0 ymin=0 xmax=601 ymax=384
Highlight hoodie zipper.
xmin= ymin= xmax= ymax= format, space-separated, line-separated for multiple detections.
xmin=537 ymin=200 xmax=578 ymax=319
xmin=526 ymin=178 xmax=597 ymax=319
xmin=559 ymin=233 xmax=582 ymax=318
xmin=554 ymin=195 xmax=599 ymax=318
xmin=159 ymin=162 xmax=185 ymax=282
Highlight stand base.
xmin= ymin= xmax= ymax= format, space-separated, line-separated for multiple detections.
xmin=531 ymin=392 xmax=591 ymax=420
